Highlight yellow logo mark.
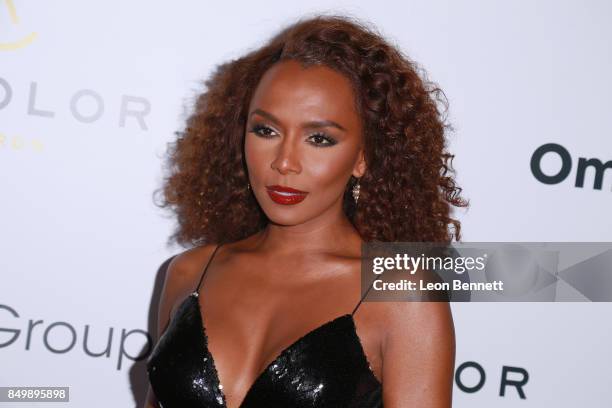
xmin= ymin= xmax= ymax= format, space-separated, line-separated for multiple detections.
xmin=0 ymin=0 xmax=37 ymax=50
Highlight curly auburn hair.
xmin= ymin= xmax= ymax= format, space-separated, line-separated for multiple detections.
xmin=155 ymin=14 xmax=468 ymax=247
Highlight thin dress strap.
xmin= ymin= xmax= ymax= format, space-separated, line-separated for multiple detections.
xmin=351 ymin=273 xmax=379 ymax=316
xmin=194 ymin=243 xmax=224 ymax=294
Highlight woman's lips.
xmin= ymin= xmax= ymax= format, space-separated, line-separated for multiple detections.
xmin=265 ymin=185 xmax=309 ymax=205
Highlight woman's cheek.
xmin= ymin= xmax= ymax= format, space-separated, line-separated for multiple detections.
xmin=304 ymin=152 xmax=352 ymax=188
xmin=245 ymin=137 xmax=269 ymax=182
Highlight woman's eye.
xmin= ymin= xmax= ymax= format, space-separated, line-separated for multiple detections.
xmin=308 ymin=133 xmax=337 ymax=147
xmin=250 ymin=125 xmax=336 ymax=147
xmin=250 ymin=124 xmax=276 ymax=138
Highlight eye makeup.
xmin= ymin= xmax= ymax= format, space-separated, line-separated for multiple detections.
xmin=248 ymin=123 xmax=338 ymax=147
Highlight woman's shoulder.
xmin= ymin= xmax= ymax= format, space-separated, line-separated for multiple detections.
xmin=156 ymin=244 xmax=220 ymax=330
xmin=367 ymin=265 xmax=455 ymax=343
xmin=165 ymin=244 xmax=220 ymax=292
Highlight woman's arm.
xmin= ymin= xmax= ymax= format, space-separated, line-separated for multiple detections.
xmin=143 ymin=388 xmax=157 ymax=408
xmin=143 ymin=256 xmax=181 ymax=408
xmin=142 ymin=245 xmax=217 ymax=407
xmin=381 ymin=300 xmax=456 ymax=407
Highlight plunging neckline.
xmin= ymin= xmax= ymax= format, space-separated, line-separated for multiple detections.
xmin=187 ymin=291 xmax=379 ymax=408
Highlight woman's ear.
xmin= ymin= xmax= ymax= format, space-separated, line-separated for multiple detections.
xmin=352 ymin=148 xmax=367 ymax=178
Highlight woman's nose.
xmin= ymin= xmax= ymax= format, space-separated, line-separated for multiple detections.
xmin=270 ymin=135 xmax=301 ymax=175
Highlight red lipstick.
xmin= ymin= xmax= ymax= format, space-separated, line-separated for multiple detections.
xmin=265 ymin=185 xmax=309 ymax=205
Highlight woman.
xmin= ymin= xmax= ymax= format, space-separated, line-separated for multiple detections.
xmin=145 ymin=14 xmax=467 ymax=408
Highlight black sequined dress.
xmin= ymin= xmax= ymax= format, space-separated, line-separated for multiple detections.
xmin=146 ymin=244 xmax=382 ymax=407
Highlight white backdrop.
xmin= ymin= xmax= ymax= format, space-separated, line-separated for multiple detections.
xmin=1 ymin=1 xmax=611 ymax=407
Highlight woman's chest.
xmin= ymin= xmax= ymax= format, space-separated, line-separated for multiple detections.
xmin=147 ymin=294 xmax=383 ymax=408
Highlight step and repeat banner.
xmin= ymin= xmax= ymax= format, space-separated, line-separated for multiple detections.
xmin=1 ymin=1 xmax=611 ymax=407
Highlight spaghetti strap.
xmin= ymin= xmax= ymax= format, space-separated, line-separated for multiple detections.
xmin=351 ymin=273 xmax=379 ymax=316
xmin=194 ymin=243 xmax=224 ymax=294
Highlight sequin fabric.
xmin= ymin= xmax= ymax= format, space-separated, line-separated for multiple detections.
xmin=146 ymin=292 xmax=382 ymax=407
xmin=147 ymin=244 xmax=382 ymax=407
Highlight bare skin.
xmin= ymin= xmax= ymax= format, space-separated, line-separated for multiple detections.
xmin=145 ymin=60 xmax=455 ymax=408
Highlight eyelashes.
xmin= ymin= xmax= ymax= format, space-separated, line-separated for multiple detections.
xmin=250 ymin=124 xmax=276 ymax=138
xmin=249 ymin=123 xmax=338 ymax=147
xmin=308 ymin=133 xmax=336 ymax=147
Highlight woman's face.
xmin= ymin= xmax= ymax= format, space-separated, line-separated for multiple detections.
xmin=245 ymin=59 xmax=366 ymax=226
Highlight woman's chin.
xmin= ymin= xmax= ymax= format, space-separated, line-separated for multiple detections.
xmin=263 ymin=209 xmax=311 ymax=227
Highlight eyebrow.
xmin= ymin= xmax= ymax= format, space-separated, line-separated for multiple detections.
xmin=249 ymin=108 xmax=347 ymax=132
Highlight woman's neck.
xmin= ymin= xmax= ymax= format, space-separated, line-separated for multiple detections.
xmin=254 ymin=208 xmax=361 ymax=256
